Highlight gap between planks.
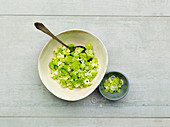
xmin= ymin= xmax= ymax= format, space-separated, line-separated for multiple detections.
xmin=0 ymin=116 xmax=170 ymax=119
xmin=1 ymin=14 xmax=170 ymax=17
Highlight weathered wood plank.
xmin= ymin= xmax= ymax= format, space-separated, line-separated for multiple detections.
xmin=0 ymin=0 xmax=170 ymax=16
xmin=0 ymin=16 xmax=170 ymax=117
xmin=0 ymin=118 xmax=170 ymax=127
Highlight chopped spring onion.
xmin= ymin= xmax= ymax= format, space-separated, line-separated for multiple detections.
xmin=104 ymin=76 xmax=123 ymax=93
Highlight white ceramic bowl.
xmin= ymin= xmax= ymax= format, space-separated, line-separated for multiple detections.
xmin=38 ymin=29 xmax=108 ymax=101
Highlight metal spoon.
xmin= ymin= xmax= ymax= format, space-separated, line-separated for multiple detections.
xmin=34 ymin=22 xmax=86 ymax=52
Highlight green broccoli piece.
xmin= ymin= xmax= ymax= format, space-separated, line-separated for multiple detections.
xmin=51 ymin=69 xmax=55 ymax=74
xmin=57 ymin=48 xmax=63 ymax=53
xmin=85 ymin=43 xmax=92 ymax=50
xmin=52 ymin=74 xmax=58 ymax=80
xmin=71 ymin=60 xmax=80 ymax=71
xmin=90 ymin=58 xmax=98 ymax=68
xmin=75 ymin=47 xmax=84 ymax=54
xmin=53 ymin=59 xmax=59 ymax=65
xmin=65 ymin=56 xmax=73 ymax=64
xmin=85 ymin=50 xmax=94 ymax=60
xmin=91 ymin=70 xmax=98 ymax=78
xmin=49 ymin=61 xmax=54 ymax=69
xmin=69 ymin=44 xmax=74 ymax=47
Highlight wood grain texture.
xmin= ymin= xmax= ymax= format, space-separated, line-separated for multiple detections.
xmin=0 ymin=118 xmax=170 ymax=127
xmin=0 ymin=0 xmax=170 ymax=16
xmin=0 ymin=16 xmax=170 ymax=117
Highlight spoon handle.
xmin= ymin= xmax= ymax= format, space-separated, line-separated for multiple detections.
xmin=34 ymin=22 xmax=69 ymax=48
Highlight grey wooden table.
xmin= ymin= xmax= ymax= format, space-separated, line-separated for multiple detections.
xmin=0 ymin=0 xmax=170 ymax=126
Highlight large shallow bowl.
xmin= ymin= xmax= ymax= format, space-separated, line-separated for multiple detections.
xmin=38 ymin=29 xmax=108 ymax=101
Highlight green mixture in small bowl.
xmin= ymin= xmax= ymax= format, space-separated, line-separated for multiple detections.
xmin=49 ymin=43 xmax=99 ymax=90
xmin=99 ymin=71 xmax=129 ymax=101
xmin=104 ymin=76 xmax=123 ymax=93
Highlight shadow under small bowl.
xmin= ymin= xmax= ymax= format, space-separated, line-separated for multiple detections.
xmin=99 ymin=71 xmax=129 ymax=101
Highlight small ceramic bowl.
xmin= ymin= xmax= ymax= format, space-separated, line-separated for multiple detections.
xmin=99 ymin=71 xmax=129 ymax=101
xmin=38 ymin=29 xmax=108 ymax=101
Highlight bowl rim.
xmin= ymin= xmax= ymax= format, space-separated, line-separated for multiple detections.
xmin=38 ymin=29 xmax=108 ymax=101
xmin=99 ymin=71 xmax=129 ymax=101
